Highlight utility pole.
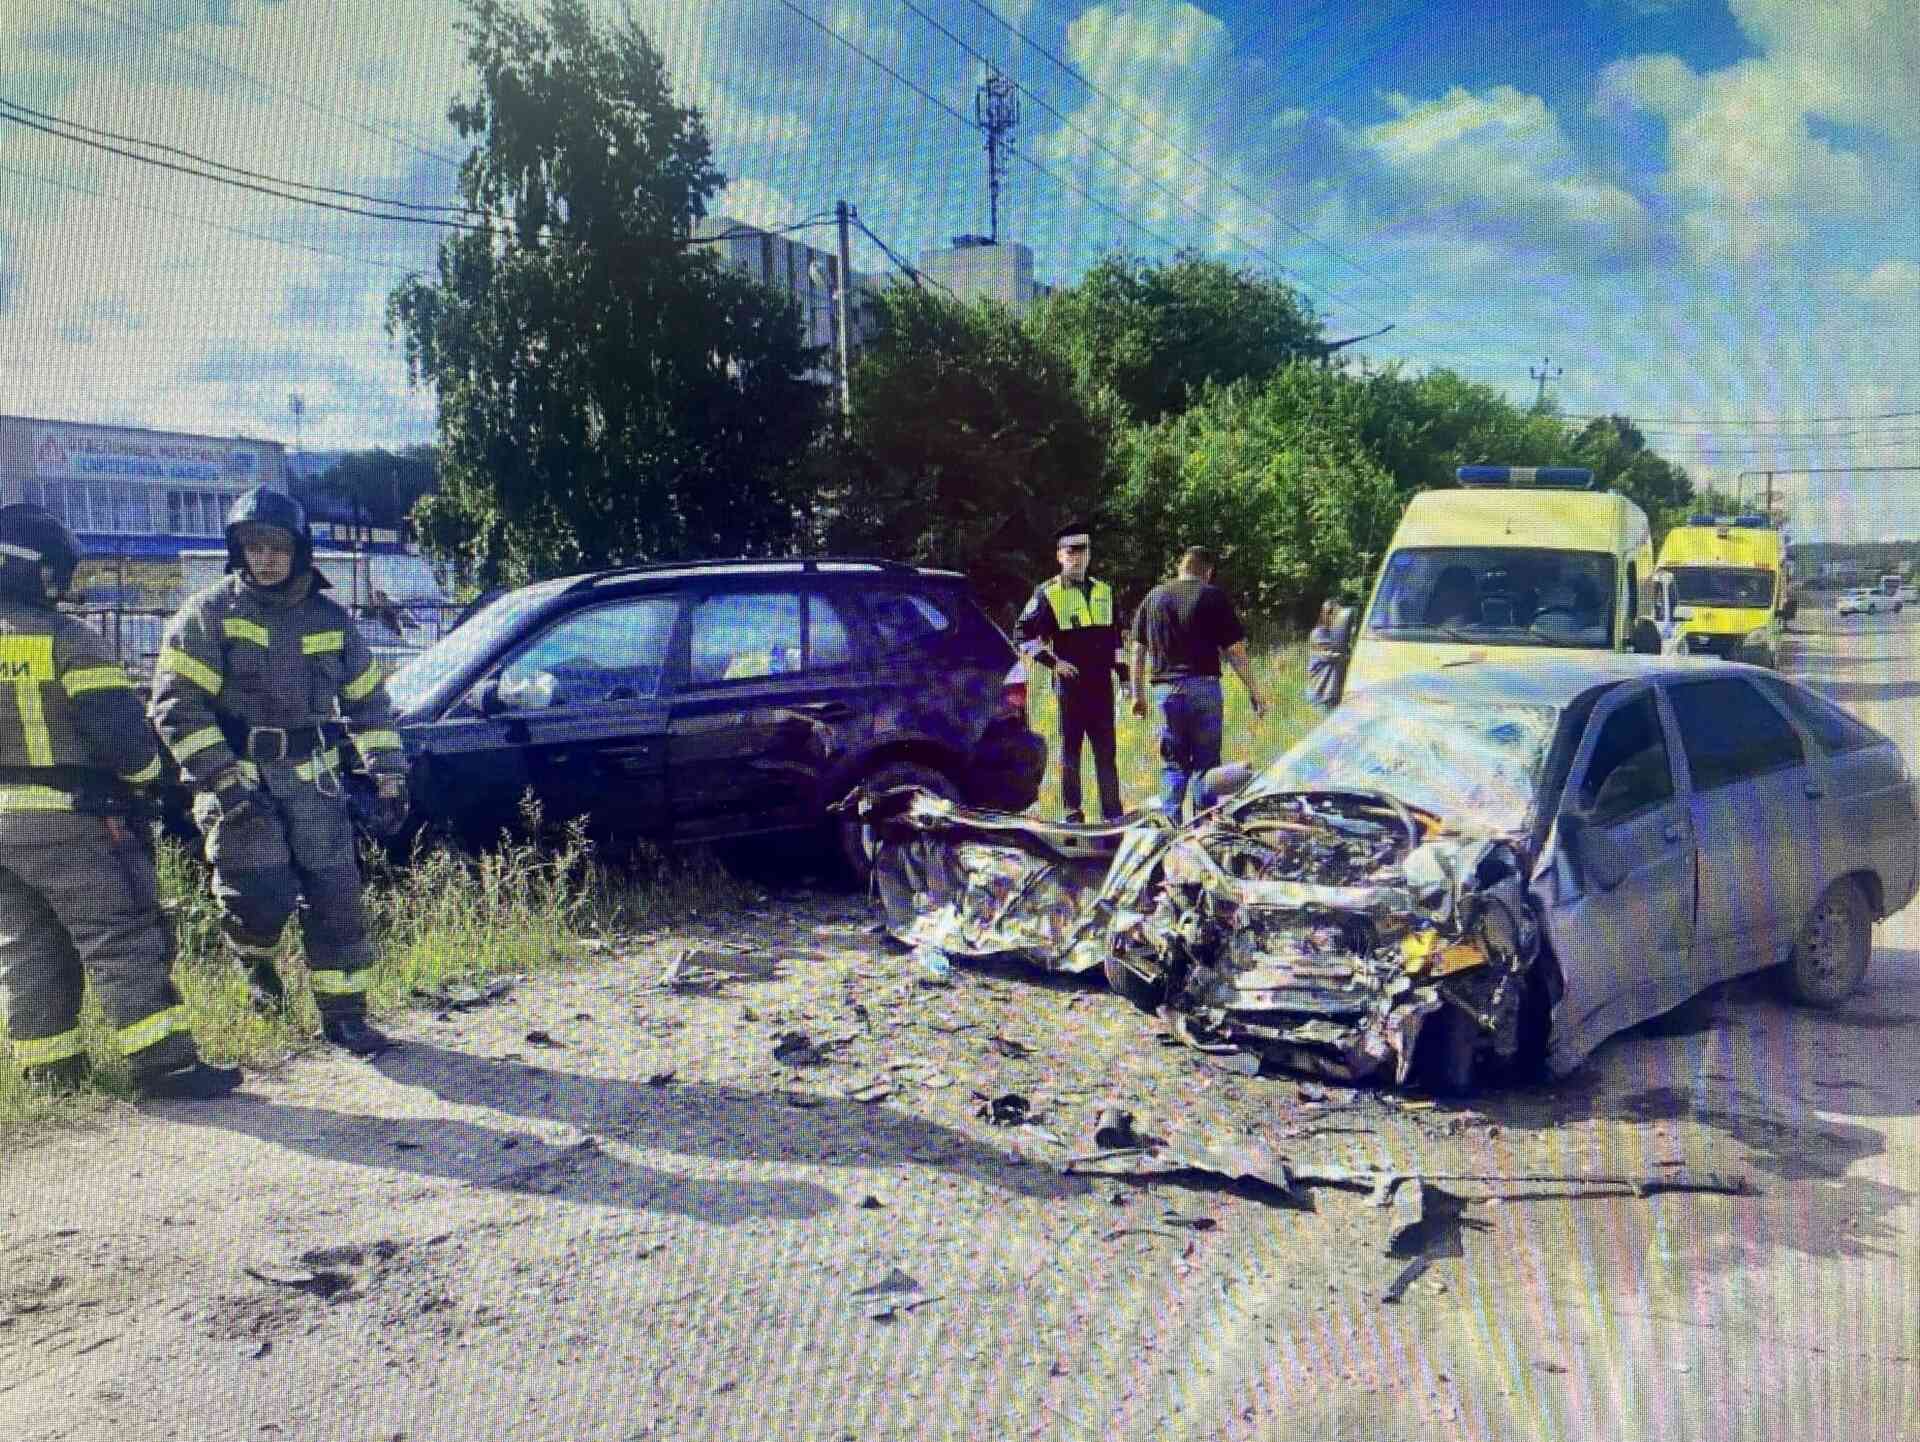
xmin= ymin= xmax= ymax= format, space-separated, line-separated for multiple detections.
xmin=288 ymin=392 xmax=305 ymax=458
xmin=1529 ymin=357 xmax=1562 ymax=410
xmin=835 ymin=201 xmax=854 ymax=421
xmin=974 ymin=67 xmax=1020 ymax=244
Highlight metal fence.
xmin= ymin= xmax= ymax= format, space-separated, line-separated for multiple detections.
xmin=72 ymin=601 xmax=470 ymax=679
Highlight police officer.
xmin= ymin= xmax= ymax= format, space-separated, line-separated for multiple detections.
xmin=1015 ymin=523 xmax=1128 ymax=822
xmin=0 ymin=505 xmax=240 ymax=1100
xmin=149 ymin=487 xmax=410 ymax=1056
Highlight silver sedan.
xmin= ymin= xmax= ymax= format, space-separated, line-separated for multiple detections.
xmin=866 ymin=654 xmax=1920 ymax=1089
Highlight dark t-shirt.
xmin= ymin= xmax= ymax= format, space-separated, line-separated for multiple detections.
xmin=1131 ymin=579 xmax=1246 ymax=682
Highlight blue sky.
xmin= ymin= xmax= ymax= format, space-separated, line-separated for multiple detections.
xmin=3 ymin=0 xmax=1917 ymax=538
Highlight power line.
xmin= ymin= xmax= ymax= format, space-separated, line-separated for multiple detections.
xmin=0 ymin=102 xmax=491 ymax=230
xmin=1564 ymin=407 xmax=1920 ymax=427
xmin=65 ymin=0 xmax=465 ymax=172
xmin=0 ymin=161 xmax=425 ymax=276
xmin=0 ymin=96 xmax=481 ymax=217
xmin=850 ymin=208 xmax=956 ymax=298
xmin=764 ymin=0 xmax=1198 ymax=278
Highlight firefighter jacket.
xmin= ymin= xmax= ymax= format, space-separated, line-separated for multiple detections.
xmin=149 ymin=571 xmax=405 ymax=791
xmin=0 ymin=599 xmax=162 ymax=819
xmin=1014 ymin=576 xmax=1127 ymax=692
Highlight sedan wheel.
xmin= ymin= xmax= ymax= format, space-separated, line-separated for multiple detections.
xmin=1779 ymin=878 xmax=1872 ymax=1008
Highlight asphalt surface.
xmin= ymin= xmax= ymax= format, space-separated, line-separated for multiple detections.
xmin=1 ymin=604 xmax=1916 ymax=1442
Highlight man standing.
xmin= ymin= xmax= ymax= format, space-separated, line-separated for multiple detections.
xmin=150 ymin=487 xmax=411 ymax=1056
xmin=0 ymin=504 xmax=240 ymax=1099
xmin=1015 ymin=523 xmax=1127 ymax=822
xmin=1130 ymin=547 xmax=1266 ymax=821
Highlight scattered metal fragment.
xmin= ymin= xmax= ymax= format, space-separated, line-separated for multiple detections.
xmin=988 ymin=1035 xmax=1034 ymax=1059
xmin=1092 ymin=1107 xmax=1139 ymax=1150
xmin=524 ymin=1030 xmax=564 ymax=1049
xmin=843 ymin=1079 xmax=894 ymax=1104
xmin=1064 ymin=1138 xmax=1298 ymax=1202
xmin=1385 ymin=1178 xmax=1430 ymax=1253
xmin=772 ymin=1032 xmax=825 ymax=1067
xmin=645 ymin=1070 xmax=676 ymax=1087
xmin=1160 ymin=1212 xmax=1217 ymax=1231
xmin=857 ymin=1195 xmax=885 ymax=1210
xmin=413 ymin=976 xmax=517 ymax=1012
xmin=973 ymin=1092 xmax=1032 ymax=1126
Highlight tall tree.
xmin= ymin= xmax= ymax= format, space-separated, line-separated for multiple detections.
xmin=824 ymin=285 xmax=1110 ymax=614
xmin=294 ymin=446 xmax=439 ymax=532
xmin=1029 ymin=252 xmax=1323 ymax=426
xmin=389 ymin=0 xmax=829 ymax=587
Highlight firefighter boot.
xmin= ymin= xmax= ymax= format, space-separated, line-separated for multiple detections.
xmin=134 ymin=1060 xmax=244 ymax=1102
xmin=23 ymin=1054 xmax=92 ymax=1097
xmin=322 ymin=1010 xmax=395 ymax=1057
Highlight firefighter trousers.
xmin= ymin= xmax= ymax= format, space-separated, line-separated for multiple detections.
xmin=0 ymin=816 xmax=197 ymax=1076
xmin=194 ymin=764 xmax=375 ymax=1018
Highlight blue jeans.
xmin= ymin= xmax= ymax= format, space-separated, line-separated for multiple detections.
xmin=1152 ymin=677 xmax=1223 ymax=822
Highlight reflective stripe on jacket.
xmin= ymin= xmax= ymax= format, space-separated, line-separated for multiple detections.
xmin=0 ymin=599 xmax=161 ymax=814
xmin=150 ymin=572 xmax=405 ymax=790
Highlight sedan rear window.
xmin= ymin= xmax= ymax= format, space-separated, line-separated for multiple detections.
xmin=1755 ymin=677 xmax=1883 ymax=756
xmin=1666 ymin=678 xmax=1804 ymax=790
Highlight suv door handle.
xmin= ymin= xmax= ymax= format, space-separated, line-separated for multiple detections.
xmin=1662 ymin=822 xmax=1683 ymax=844
xmin=1805 ymin=782 xmax=1826 ymax=799
xmin=795 ymin=701 xmax=853 ymax=721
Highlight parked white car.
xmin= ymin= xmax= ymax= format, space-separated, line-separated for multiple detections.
xmin=1838 ymin=589 xmax=1897 ymax=616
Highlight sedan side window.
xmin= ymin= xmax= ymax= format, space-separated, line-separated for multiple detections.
xmin=1578 ymin=693 xmax=1674 ymax=823
xmin=1666 ymin=678 xmax=1805 ymax=791
xmin=495 ymin=596 xmax=678 ymax=711
xmin=1755 ymin=677 xmax=1883 ymax=756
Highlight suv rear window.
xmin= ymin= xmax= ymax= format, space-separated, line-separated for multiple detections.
xmin=866 ymin=589 xmax=953 ymax=651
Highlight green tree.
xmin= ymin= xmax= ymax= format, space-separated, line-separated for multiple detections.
xmin=824 ymin=285 xmax=1110 ymax=613
xmin=294 ymin=446 xmax=439 ymax=532
xmin=1110 ymin=376 xmax=1403 ymax=623
xmin=1029 ymin=252 xmax=1323 ymax=426
xmin=388 ymin=0 xmax=829 ymax=588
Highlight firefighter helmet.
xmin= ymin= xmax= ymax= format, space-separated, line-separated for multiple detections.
xmin=0 ymin=504 xmax=83 ymax=604
xmin=223 ymin=486 xmax=313 ymax=580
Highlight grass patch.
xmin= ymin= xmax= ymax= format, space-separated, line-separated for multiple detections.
xmin=1 ymin=807 xmax=756 ymax=1136
xmin=1026 ymin=638 xmax=1323 ymax=817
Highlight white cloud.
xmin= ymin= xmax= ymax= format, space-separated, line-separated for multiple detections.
xmin=1360 ymin=85 xmax=1651 ymax=262
xmin=1842 ymin=259 xmax=1920 ymax=299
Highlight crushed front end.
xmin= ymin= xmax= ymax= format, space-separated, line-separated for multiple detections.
xmin=1106 ymin=790 xmax=1540 ymax=1084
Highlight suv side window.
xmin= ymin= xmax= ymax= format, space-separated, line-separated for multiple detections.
xmin=495 ymin=596 xmax=678 ymax=710
xmin=1666 ymin=678 xmax=1805 ymax=790
xmin=1755 ymin=677 xmax=1882 ymax=756
xmin=690 ymin=592 xmax=802 ymax=685
xmin=867 ymin=589 xmax=952 ymax=652
xmin=1577 ymin=692 xmax=1674 ymax=823
xmin=809 ymin=594 xmax=857 ymax=674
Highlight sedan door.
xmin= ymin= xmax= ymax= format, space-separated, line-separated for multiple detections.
xmin=1544 ymin=684 xmax=1697 ymax=1060
xmin=668 ymin=587 xmax=873 ymax=841
xmin=1664 ymin=675 xmax=1816 ymax=980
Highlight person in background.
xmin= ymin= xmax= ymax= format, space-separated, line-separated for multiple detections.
xmin=1130 ymin=547 xmax=1266 ymax=822
xmin=1305 ymin=598 xmax=1350 ymax=712
xmin=1014 ymin=523 xmax=1128 ymax=823
xmin=0 ymin=504 xmax=241 ymax=1100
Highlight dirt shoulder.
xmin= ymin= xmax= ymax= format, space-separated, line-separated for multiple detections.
xmin=7 ymin=605 xmax=1918 ymax=1442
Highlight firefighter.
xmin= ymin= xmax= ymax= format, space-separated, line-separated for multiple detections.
xmin=1015 ymin=523 xmax=1128 ymax=822
xmin=0 ymin=504 xmax=240 ymax=1100
xmin=150 ymin=487 xmax=410 ymax=1056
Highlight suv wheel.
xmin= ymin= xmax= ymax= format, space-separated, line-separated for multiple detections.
xmin=836 ymin=760 xmax=961 ymax=884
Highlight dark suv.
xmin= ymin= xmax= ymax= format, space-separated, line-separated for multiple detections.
xmin=378 ymin=557 xmax=1045 ymax=872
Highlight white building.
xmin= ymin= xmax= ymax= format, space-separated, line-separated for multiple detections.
xmin=914 ymin=236 xmax=1054 ymax=311
xmin=693 ymin=215 xmax=881 ymax=370
xmin=0 ymin=413 xmax=287 ymax=556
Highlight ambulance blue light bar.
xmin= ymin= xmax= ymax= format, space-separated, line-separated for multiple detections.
xmin=1455 ymin=466 xmax=1595 ymax=489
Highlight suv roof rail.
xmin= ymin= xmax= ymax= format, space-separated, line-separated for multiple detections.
xmin=572 ymin=555 xmax=927 ymax=590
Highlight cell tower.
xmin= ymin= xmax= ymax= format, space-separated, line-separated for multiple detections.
xmin=975 ymin=66 xmax=1020 ymax=244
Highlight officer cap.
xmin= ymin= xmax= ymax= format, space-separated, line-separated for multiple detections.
xmin=1054 ymin=522 xmax=1092 ymax=549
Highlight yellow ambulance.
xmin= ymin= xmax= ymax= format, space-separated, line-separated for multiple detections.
xmin=1648 ymin=515 xmax=1786 ymax=666
xmin=1342 ymin=467 xmax=1657 ymax=700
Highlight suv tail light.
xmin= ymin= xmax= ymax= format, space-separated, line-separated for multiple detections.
xmin=1000 ymin=660 xmax=1029 ymax=720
